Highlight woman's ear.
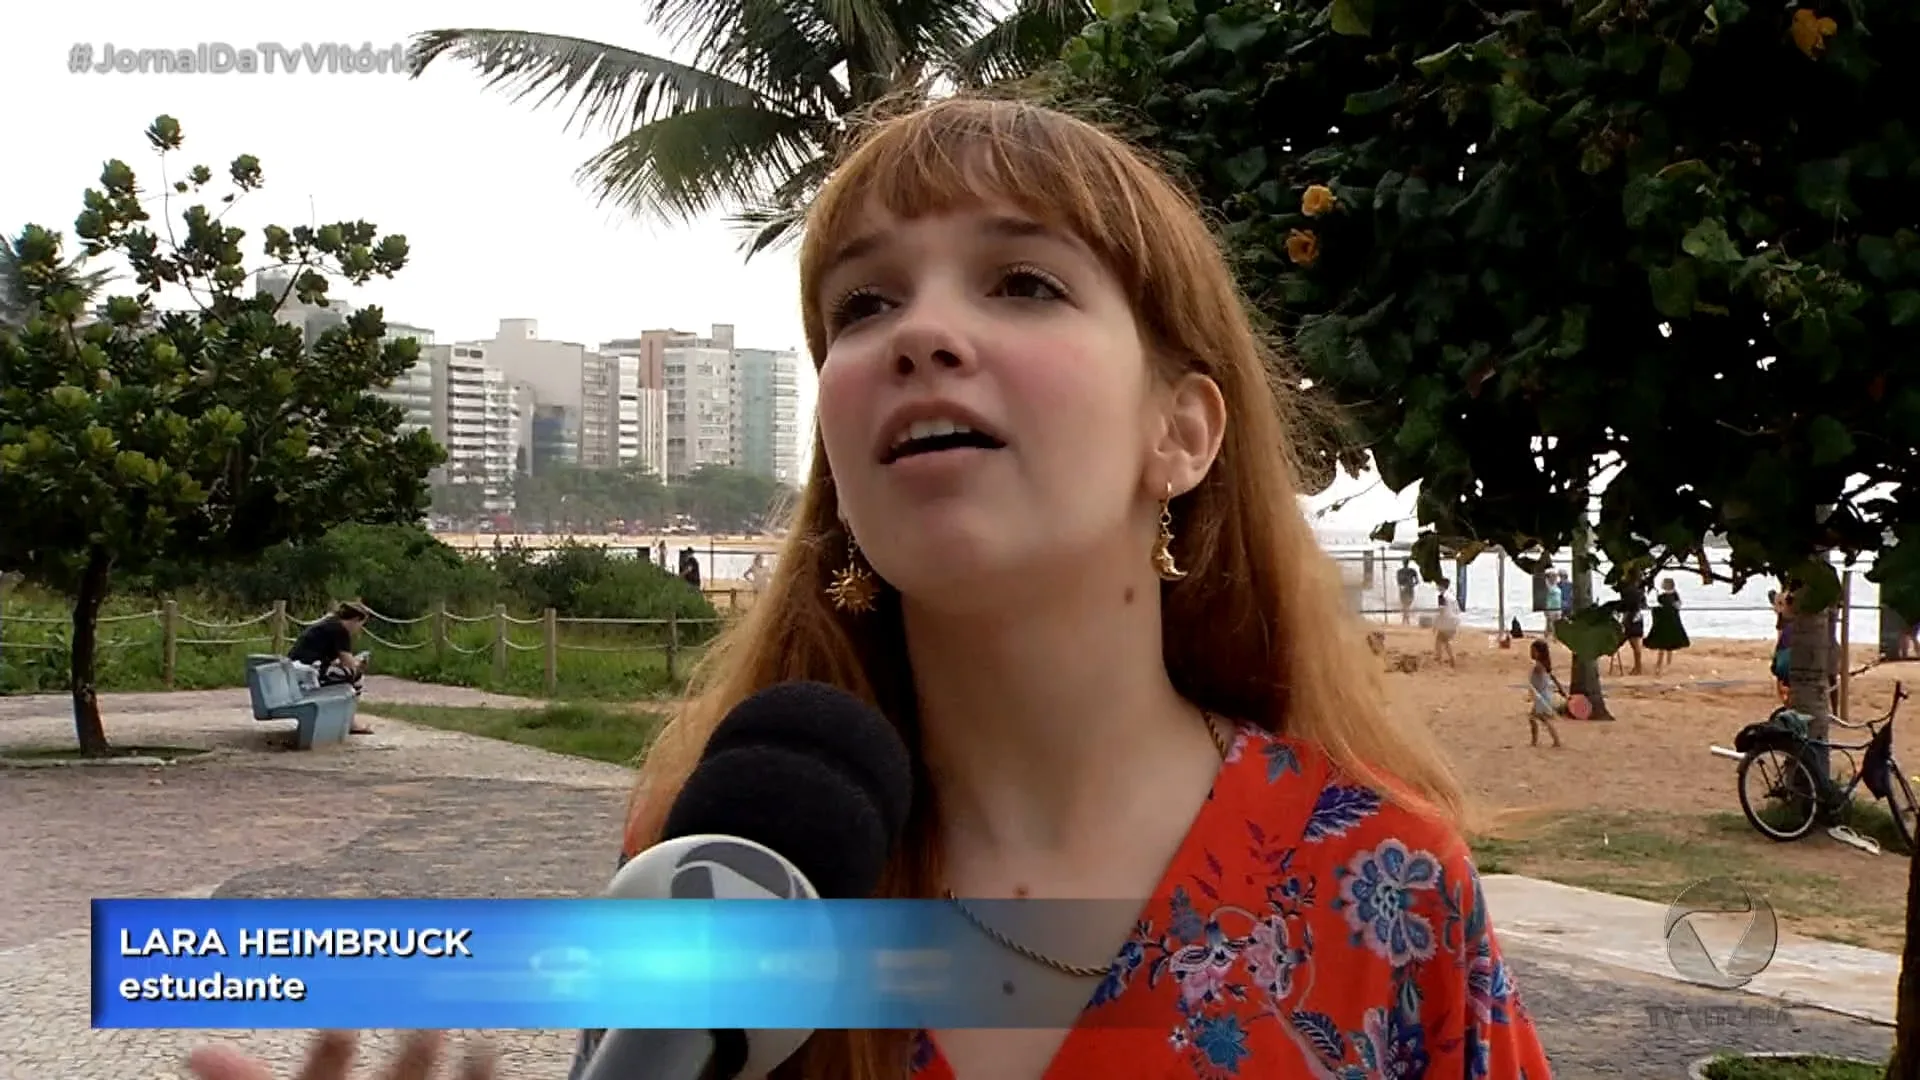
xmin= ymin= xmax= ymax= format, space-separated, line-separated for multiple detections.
xmin=1150 ymin=372 xmax=1227 ymax=497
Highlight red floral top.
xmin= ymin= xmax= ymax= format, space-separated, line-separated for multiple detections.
xmin=911 ymin=724 xmax=1552 ymax=1079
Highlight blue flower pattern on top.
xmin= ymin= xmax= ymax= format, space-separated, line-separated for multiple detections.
xmin=908 ymin=726 xmax=1551 ymax=1080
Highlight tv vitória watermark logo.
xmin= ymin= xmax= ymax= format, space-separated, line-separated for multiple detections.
xmin=1663 ymin=878 xmax=1778 ymax=989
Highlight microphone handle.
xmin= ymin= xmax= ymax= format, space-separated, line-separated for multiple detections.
xmin=574 ymin=1028 xmax=724 ymax=1080
xmin=575 ymin=836 xmax=821 ymax=1080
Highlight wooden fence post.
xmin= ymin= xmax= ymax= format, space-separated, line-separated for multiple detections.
xmin=493 ymin=603 xmax=509 ymax=680
xmin=666 ymin=610 xmax=680 ymax=684
xmin=433 ymin=601 xmax=448 ymax=660
xmin=161 ymin=599 xmax=179 ymax=688
xmin=543 ymin=607 xmax=558 ymax=698
xmin=270 ymin=600 xmax=288 ymax=655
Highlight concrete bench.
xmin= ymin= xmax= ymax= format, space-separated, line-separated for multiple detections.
xmin=243 ymin=655 xmax=358 ymax=749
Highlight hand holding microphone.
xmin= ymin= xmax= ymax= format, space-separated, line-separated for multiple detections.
xmin=575 ymin=682 xmax=913 ymax=1080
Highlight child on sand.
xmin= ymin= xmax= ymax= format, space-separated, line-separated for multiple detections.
xmin=1527 ymin=639 xmax=1565 ymax=748
xmin=1434 ymin=587 xmax=1460 ymax=667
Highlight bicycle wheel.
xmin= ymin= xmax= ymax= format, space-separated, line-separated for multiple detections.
xmin=1883 ymin=757 xmax=1919 ymax=855
xmin=1738 ymin=747 xmax=1821 ymax=842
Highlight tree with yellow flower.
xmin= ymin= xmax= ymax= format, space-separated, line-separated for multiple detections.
xmin=1053 ymin=0 xmax=1920 ymax=1071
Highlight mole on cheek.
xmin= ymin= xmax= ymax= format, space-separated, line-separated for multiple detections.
xmin=1123 ymin=587 xmax=1135 ymax=604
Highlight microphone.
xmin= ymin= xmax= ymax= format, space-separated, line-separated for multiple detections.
xmin=575 ymin=682 xmax=914 ymax=1080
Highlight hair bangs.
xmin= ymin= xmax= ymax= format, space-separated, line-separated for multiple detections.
xmin=799 ymin=99 xmax=1169 ymax=360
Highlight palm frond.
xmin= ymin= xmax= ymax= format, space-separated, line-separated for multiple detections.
xmin=947 ymin=0 xmax=1095 ymax=87
xmin=0 ymin=231 xmax=113 ymax=329
xmin=408 ymin=29 xmax=770 ymax=138
xmin=731 ymin=152 xmax=838 ymax=254
xmin=678 ymin=0 xmax=858 ymax=116
xmin=577 ymin=105 xmax=825 ymax=226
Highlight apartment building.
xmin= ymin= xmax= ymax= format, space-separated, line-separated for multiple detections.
xmin=458 ymin=319 xmax=586 ymax=473
xmin=591 ymin=337 xmax=671 ymax=477
xmin=424 ymin=343 xmax=518 ymax=512
xmin=378 ymin=322 xmax=437 ymax=433
xmin=731 ymin=347 xmax=802 ymax=484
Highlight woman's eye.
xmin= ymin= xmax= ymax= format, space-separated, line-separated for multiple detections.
xmin=996 ymin=267 xmax=1068 ymax=302
xmin=829 ymin=288 xmax=892 ymax=331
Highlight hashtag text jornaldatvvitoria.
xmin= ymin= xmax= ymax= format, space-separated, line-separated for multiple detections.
xmin=68 ymin=43 xmax=413 ymax=75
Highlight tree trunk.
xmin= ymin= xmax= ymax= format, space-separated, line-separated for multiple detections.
xmin=68 ymin=546 xmax=112 ymax=756
xmin=1889 ymin=839 xmax=1920 ymax=1080
xmin=1787 ymin=602 xmax=1836 ymax=818
xmin=1567 ymin=513 xmax=1613 ymax=721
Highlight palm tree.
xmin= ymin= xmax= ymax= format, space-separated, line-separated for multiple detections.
xmin=1 ymin=227 xmax=114 ymax=330
xmin=407 ymin=0 xmax=1094 ymax=257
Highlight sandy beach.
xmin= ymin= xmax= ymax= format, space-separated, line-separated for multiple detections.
xmin=1374 ymin=622 xmax=1919 ymax=948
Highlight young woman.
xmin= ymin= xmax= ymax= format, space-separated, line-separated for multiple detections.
xmin=188 ymin=96 xmax=1550 ymax=1080
xmin=1646 ymin=577 xmax=1691 ymax=672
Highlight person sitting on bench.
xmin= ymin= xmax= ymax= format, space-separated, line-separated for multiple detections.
xmin=288 ymin=601 xmax=373 ymax=733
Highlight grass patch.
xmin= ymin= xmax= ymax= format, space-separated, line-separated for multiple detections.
xmin=1469 ymin=805 xmax=1908 ymax=951
xmin=361 ymin=702 xmax=665 ymax=767
xmin=1701 ymin=1053 xmax=1883 ymax=1080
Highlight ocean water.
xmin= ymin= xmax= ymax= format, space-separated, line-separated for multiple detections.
xmin=1329 ymin=540 xmax=1890 ymax=643
xmin=501 ymin=531 xmax=1896 ymax=644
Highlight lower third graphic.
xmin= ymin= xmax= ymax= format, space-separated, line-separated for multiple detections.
xmin=1662 ymin=878 xmax=1778 ymax=990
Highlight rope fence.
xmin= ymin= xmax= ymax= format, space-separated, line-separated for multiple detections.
xmin=1 ymin=588 xmax=752 ymax=696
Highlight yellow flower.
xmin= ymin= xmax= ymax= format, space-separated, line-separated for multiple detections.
xmin=1285 ymin=229 xmax=1320 ymax=267
xmin=1301 ymin=184 xmax=1337 ymax=217
xmin=1791 ymin=8 xmax=1838 ymax=57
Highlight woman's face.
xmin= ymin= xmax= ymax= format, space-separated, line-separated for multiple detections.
xmin=811 ymin=201 xmax=1204 ymax=611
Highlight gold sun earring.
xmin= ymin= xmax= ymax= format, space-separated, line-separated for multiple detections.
xmin=1153 ymin=482 xmax=1187 ymax=582
xmin=826 ymin=532 xmax=880 ymax=613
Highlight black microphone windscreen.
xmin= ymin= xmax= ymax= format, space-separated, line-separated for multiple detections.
xmin=661 ymin=682 xmax=913 ymax=899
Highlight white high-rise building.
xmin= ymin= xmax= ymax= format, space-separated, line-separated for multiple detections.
xmin=425 ymin=343 xmax=517 ymax=511
xmin=379 ymin=322 xmax=437 ymax=433
xmin=593 ymin=341 xmax=670 ymax=477
xmin=666 ymin=343 xmax=734 ymax=479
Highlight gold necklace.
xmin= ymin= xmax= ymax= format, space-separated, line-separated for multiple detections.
xmin=942 ymin=712 xmax=1232 ymax=978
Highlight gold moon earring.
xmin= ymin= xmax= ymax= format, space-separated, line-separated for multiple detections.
xmin=1153 ymin=482 xmax=1186 ymax=582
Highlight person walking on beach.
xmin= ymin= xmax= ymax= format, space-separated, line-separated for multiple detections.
xmin=1526 ymin=639 xmax=1565 ymax=748
xmin=1433 ymin=584 xmax=1460 ymax=667
xmin=1646 ymin=577 xmax=1691 ymax=672
xmin=1396 ymin=557 xmax=1419 ymax=624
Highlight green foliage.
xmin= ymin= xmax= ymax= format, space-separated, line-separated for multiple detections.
xmin=491 ymin=540 xmax=720 ymax=644
xmin=210 ymin=524 xmax=500 ymax=619
xmin=0 ymin=116 xmax=444 ymax=748
xmin=1052 ymin=0 xmax=1920 ymax=612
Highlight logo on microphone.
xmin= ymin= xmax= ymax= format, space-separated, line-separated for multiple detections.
xmin=1663 ymin=878 xmax=1777 ymax=989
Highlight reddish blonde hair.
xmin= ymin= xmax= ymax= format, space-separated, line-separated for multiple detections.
xmin=624 ymin=95 xmax=1463 ymax=1079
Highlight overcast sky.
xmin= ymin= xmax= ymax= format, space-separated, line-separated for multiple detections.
xmin=5 ymin=0 xmax=1413 ymax=534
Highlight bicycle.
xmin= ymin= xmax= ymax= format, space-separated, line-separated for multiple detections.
xmin=1734 ymin=681 xmax=1917 ymax=852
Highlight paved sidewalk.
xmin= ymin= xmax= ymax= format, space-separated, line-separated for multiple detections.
xmin=0 ymin=681 xmax=1898 ymax=1079
xmin=1483 ymin=874 xmax=1898 ymax=1026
